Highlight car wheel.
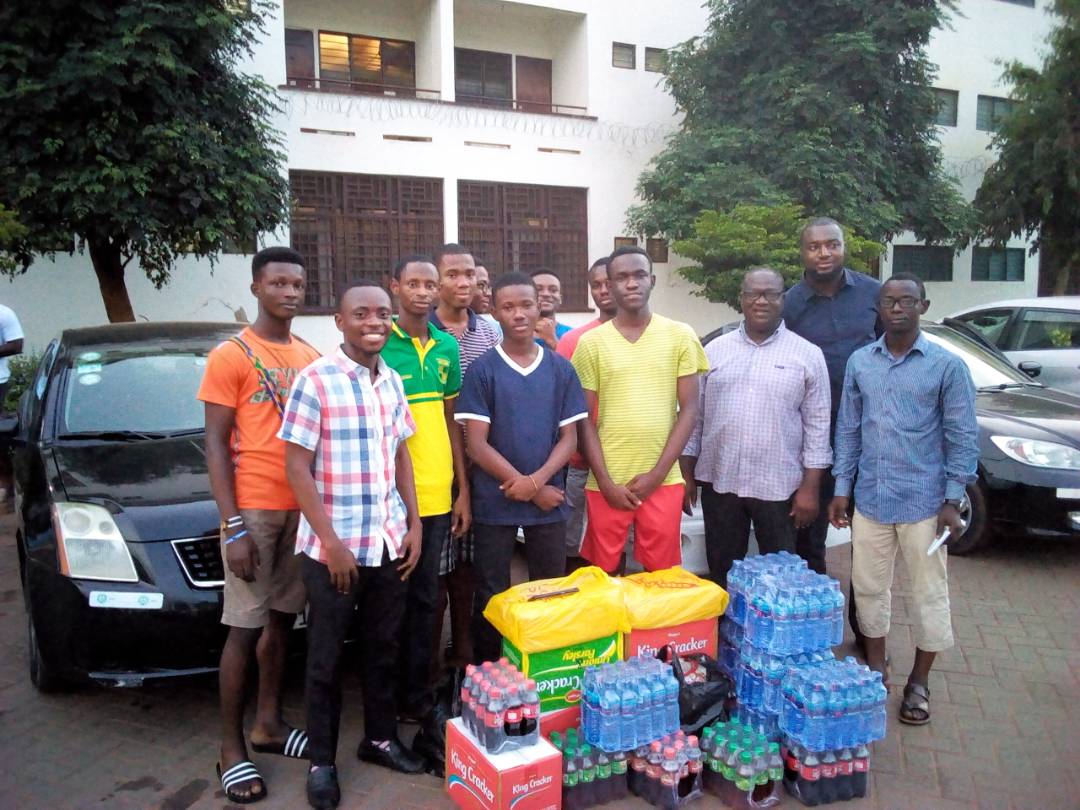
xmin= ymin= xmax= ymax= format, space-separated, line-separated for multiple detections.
xmin=946 ymin=482 xmax=991 ymax=556
xmin=25 ymin=597 xmax=62 ymax=693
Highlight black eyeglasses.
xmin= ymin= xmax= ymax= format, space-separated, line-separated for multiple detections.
xmin=740 ymin=291 xmax=784 ymax=303
xmin=880 ymin=296 xmax=921 ymax=310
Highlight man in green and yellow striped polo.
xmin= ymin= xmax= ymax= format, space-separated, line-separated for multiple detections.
xmin=383 ymin=254 xmax=470 ymax=722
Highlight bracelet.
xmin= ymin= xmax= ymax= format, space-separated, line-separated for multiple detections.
xmin=225 ymin=515 xmax=244 ymax=527
xmin=224 ymin=530 xmax=249 ymax=545
xmin=527 ymin=474 xmax=539 ymax=493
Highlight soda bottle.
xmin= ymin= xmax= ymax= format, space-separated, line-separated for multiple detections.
xmin=520 ymin=679 xmax=540 ymax=744
xmin=767 ymin=742 xmax=784 ymax=786
xmin=484 ymin=688 xmax=506 ymax=753
xmin=503 ymin=684 xmax=523 ymax=744
xmin=750 ymin=744 xmax=770 ymax=802
xmin=564 ymin=749 xmax=580 ymax=810
xmin=836 ymin=747 xmax=854 ymax=801
xmin=685 ymin=736 xmax=703 ymax=797
xmin=644 ymin=740 xmax=664 ymax=804
xmin=474 ymin=685 xmax=491 ymax=741
xmin=461 ymin=664 xmax=476 ymax=724
xmin=820 ymin=748 xmax=838 ymax=803
xmin=467 ymin=673 xmax=484 ymax=737
xmin=734 ymin=750 xmax=756 ymax=806
xmin=660 ymin=747 xmax=680 ymax=810
xmin=611 ymin=750 xmax=629 ymax=799
xmin=852 ymin=744 xmax=870 ymax=798
xmin=629 ymin=745 xmax=648 ymax=796
xmin=799 ymin=749 xmax=821 ymax=806
xmin=595 ymin=748 xmax=612 ymax=804
xmin=579 ymin=745 xmax=597 ymax=807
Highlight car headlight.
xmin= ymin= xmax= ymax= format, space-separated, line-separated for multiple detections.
xmin=51 ymin=502 xmax=138 ymax=582
xmin=990 ymin=436 xmax=1080 ymax=470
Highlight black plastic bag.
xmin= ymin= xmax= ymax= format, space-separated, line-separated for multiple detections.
xmin=411 ymin=665 xmax=464 ymax=778
xmin=657 ymin=644 xmax=735 ymax=735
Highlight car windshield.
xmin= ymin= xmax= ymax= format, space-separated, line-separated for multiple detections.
xmin=923 ymin=324 xmax=1035 ymax=389
xmin=60 ymin=346 xmax=209 ymax=435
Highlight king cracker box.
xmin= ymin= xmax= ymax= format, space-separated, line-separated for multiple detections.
xmin=619 ymin=567 xmax=728 ymax=662
xmin=502 ymin=633 xmax=621 ymax=713
xmin=446 ymin=718 xmax=561 ymax=810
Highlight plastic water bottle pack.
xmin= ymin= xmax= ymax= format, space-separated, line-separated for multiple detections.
xmin=459 ymin=658 xmax=540 ymax=754
xmin=736 ymin=646 xmax=836 ymax=715
xmin=743 ymin=570 xmax=846 ymax=656
xmin=778 ymin=657 xmax=888 ymax=752
xmin=581 ymin=657 xmax=680 ymax=753
xmin=726 ymin=551 xmax=807 ymax=625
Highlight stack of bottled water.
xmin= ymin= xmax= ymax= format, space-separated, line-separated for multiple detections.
xmin=778 ymin=658 xmax=887 ymax=753
xmin=728 ymin=553 xmax=846 ymax=742
xmin=735 ymin=649 xmax=835 ymax=740
xmin=719 ymin=616 xmax=743 ymax=676
xmin=581 ymin=657 xmax=681 ymax=752
xmin=459 ymin=659 xmax=540 ymax=753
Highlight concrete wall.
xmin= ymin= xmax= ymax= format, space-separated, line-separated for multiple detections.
xmin=4 ymin=0 xmax=1056 ymax=352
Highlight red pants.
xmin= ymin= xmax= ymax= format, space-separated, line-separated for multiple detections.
xmin=581 ymin=484 xmax=684 ymax=573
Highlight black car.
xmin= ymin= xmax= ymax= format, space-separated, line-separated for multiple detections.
xmin=8 ymin=321 xmax=240 ymax=690
xmin=922 ymin=322 xmax=1080 ymax=553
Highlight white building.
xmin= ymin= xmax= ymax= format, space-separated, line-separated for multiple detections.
xmin=5 ymin=0 xmax=1058 ymax=352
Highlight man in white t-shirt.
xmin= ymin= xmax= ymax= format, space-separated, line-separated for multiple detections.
xmin=0 ymin=304 xmax=24 ymax=408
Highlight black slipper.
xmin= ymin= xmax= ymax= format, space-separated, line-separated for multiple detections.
xmin=251 ymin=727 xmax=309 ymax=759
xmin=217 ymin=760 xmax=267 ymax=804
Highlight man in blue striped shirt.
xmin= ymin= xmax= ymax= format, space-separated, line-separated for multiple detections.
xmin=828 ymin=272 xmax=978 ymax=727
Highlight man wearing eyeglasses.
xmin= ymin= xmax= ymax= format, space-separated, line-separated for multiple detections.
xmin=681 ymin=268 xmax=832 ymax=588
xmin=828 ymin=273 xmax=978 ymax=726
xmin=782 ymin=218 xmax=882 ymax=577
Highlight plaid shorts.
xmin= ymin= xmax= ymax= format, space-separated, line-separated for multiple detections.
xmin=438 ymin=526 xmax=476 ymax=575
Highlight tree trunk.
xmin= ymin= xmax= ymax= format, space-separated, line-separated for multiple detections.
xmin=87 ymin=237 xmax=135 ymax=322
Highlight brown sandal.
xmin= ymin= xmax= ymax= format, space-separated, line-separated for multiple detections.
xmin=899 ymin=682 xmax=931 ymax=725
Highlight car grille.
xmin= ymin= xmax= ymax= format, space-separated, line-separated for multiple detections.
xmin=171 ymin=534 xmax=224 ymax=588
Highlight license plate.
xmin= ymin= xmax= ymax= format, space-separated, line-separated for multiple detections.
xmin=88 ymin=591 xmax=164 ymax=610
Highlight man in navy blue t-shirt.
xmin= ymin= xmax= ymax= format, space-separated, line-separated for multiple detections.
xmin=455 ymin=272 xmax=589 ymax=663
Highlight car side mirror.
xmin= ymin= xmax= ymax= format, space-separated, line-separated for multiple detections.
xmin=1017 ymin=360 xmax=1042 ymax=378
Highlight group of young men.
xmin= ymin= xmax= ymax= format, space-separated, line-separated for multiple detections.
xmin=199 ymin=217 xmax=978 ymax=809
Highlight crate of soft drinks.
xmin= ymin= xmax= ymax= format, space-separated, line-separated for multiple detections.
xmin=483 ymin=566 xmax=728 ymax=735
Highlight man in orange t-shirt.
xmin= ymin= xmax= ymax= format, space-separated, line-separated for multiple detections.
xmin=197 ymin=246 xmax=320 ymax=804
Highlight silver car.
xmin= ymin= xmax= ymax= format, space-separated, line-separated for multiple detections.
xmin=948 ymin=297 xmax=1080 ymax=394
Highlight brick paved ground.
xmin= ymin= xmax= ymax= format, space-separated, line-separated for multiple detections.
xmin=1 ymin=513 xmax=1077 ymax=810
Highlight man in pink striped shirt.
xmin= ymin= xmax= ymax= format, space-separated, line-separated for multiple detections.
xmin=557 ymin=256 xmax=618 ymax=571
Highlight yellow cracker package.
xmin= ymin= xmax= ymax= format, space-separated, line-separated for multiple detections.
xmin=484 ymin=566 xmax=630 ymax=653
xmin=620 ymin=566 xmax=729 ymax=629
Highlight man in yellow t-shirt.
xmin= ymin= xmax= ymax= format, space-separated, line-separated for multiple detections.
xmin=573 ymin=246 xmax=708 ymax=574
xmin=383 ymin=254 xmax=469 ymax=722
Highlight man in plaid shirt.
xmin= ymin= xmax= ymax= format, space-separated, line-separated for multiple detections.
xmin=681 ymin=267 xmax=832 ymax=588
xmin=280 ymin=281 xmax=425 ymax=809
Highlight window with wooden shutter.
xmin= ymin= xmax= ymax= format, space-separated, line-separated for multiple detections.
xmin=285 ymin=29 xmax=315 ymax=87
xmin=316 ymin=31 xmax=416 ymax=95
xmin=459 ymin=181 xmax=589 ymax=309
xmin=289 ymin=171 xmax=443 ymax=312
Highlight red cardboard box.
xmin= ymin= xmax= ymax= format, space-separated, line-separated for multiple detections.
xmin=445 ymin=718 xmax=562 ymax=810
xmin=623 ymin=617 xmax=718 ymax=660
xmin=539 ymin=705 xmax=579 ymax=738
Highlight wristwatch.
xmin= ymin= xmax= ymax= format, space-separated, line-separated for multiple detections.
xmin=944 ymin=499 xmax=962 ymax=508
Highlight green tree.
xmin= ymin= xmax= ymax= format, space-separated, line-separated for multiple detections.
xmin=0 ymin=1 xmax=289 ymax=322
xmin=0 ymin=205 xmax=28 ymax=274
xmin=673 ymin=204 xmax=883 ymax=308
xmin=973 ymin=0 xmax=1080 ymax=295
xmin=627 ymin=0 xmax=973 ymax=246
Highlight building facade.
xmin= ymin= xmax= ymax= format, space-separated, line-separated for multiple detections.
xmin=5 ymin=0 xmax=1058 ymax=352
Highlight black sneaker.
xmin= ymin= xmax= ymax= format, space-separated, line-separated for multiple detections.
xmin=357 ymin=738 xmax=426 ymax=774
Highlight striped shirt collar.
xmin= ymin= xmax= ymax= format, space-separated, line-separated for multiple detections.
xmin=430 ymin=306 xmax=478 ymax=333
